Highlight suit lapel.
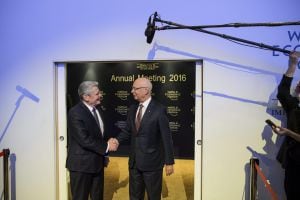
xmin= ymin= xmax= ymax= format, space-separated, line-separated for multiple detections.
xmin=80 ymin=102 xmax=102 ymax=136
xmin=132 ymin=104 xmax=139 ymax=133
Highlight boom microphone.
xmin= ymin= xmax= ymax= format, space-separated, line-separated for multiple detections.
xmin=16 ymin=85 xmax=40 ymax=102
xmin=144 ymin=12 xmax=157 ymax=44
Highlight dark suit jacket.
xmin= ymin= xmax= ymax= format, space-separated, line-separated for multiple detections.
xmin=117 ymin=98 xmax=175 ymax=171
xmin=66 ymin=101 xmax=108 ymax=173
xmin=277 ymin=75 xmax=300 ymax=167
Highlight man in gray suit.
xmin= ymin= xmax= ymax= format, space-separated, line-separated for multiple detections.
xmin=111 ymin=77 xmax=175 ymax=200
xmin=66 ymin=81 xmax=116 ymax=200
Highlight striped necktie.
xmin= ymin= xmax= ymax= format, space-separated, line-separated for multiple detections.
xmin=93 ymin=107 xmax=103 ymax=137
xmin=135 ymin=104 xmax=143 ymax=131
xmin=92 ymin=107 xmax=101 ymax=132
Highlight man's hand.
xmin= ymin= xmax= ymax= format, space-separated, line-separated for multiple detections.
xmin=165 ymin=165 xmax=174 ymax=176
xmin=289 ymin=51 xmax=300 ymax=66
xmin=272 ymin=126 xmax=287 ymax=136
xmin=108 ymin=138 xmax=119 ymax=151
xmin=286 ymin=51 xmax=300 ymax=77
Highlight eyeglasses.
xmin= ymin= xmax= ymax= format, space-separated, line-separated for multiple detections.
xmin=131 ymin=87 xmax=147 ymax=91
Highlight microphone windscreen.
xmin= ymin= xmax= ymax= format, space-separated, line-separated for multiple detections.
xmin=145 ymin=13 xmax=156 ymax=44
xmin=146 ymin=27 xmax=155 ymax=44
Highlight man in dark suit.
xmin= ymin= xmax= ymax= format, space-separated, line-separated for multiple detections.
xmin=112 ymin=77 xmax=175 ymax=200
xmin=274 ymin=51 xmax=300 ymax=199
xmin=66 ymin=81 xmax=116 ymax=200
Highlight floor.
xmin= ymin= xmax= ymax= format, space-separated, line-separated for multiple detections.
xmin=103 ymin=157 xmax=194 ymax=200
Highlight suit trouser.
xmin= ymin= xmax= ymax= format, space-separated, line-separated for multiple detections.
xmin=284 ymin=158 xmax=300 ymax=200
xmin=129 ymin=167 xmax=163 ymax=200
xmin=70 ymin=170 xmax=104 ymax=200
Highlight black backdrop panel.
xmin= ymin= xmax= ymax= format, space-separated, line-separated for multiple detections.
xmin=67 ymin=60 xmax=197 ymax=159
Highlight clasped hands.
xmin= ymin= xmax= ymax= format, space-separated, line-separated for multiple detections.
xmin=108 ymin=138 xmax=119 ymax=151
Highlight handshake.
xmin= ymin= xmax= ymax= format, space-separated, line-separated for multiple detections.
xmin=107 ymin=138 xmax=119 ymax=152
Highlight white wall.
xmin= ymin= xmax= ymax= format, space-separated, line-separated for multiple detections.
xmin=0 ymin=0 xmax=299 ymax=199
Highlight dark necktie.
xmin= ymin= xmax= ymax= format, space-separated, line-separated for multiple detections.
xmin=92 ymin=107 xmax=101 ymax=129
xmin=135 ymin=104 xmax=143 ymax=131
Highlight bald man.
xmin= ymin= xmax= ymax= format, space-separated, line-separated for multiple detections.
xmin=114 ymin=77 xmax=175 ymax=200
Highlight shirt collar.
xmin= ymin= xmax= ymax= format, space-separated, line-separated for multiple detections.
xmin=82 ymin=101 xmax=94 ymax=112
xmin=140 ymin=97 xmax=151 ymax=109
